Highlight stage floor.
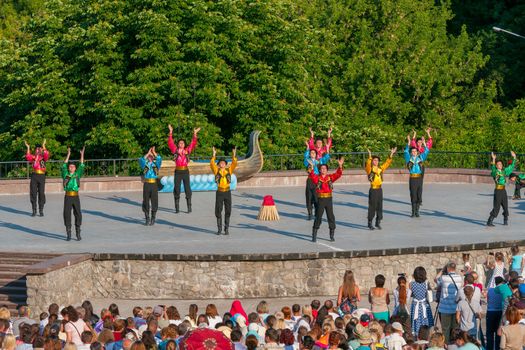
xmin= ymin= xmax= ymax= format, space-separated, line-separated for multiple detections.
xmin=0 ymin=184 xmax=522 ymax=254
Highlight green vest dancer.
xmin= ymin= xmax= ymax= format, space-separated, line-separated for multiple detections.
xmin=62 ymin=146 xmax=86 ymax=241
xmin=487 ymin=151 xmax=516 ymax=227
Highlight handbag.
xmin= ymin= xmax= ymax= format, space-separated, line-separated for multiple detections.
xmin=338 ymin=297 xmax=357 ymax=316
xmin=426 ymin=281 xmax=434 ymax=303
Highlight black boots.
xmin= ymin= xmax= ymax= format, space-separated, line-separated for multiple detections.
xmin=375 ymin=219 xmax=382 ymax=230
xmin=411 ymin=203 xmax=420 ymax=217
xmin=312 ymin=228 xmax=317 ymax=242
xmin=329 ymin=229 xmax=335 ymax=242
xmin=75 ymin=226 xmax=81 ymax=241
xmin=307 ymin=209 xmax=312 ymax=221
xmin=66 ymin=227 xmax=72 ymax=241
xmin=504 ymin=217 xmax=508 ymax=226
xmin=31 ymin=206 xmax=37 ymax=217
xmin=39 ymin=206 xmax=44 ymax=217
xmin=368 ymin=221 xmax=375 ymax=230
xmin=150 ymin=212 xmax=156 ymax=226
xmin=175 ymin=199 xmax=180 ymax=213
xmin=487 ymin=215 xmax=495 ymax=227
xmin=187 ymin=198 xmax=192 ymax=213
xmin=145 ymin=214 xmax=150 ymax=226
xmin=217 ymin=218 xmax=222 ymax=235
xmin=224 ymin=217 xmax=230 ymax=235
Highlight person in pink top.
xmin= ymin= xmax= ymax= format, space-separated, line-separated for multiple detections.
xmin=308 ymin=127 xmax=333 ymax=160
xmin=410 ymin=128 xmax=433 ymax=154
xmin=24 ymin=139 xmax=50 ymax=217
xmin=409 ymin=128 xmax=434 ymax=204
xmin=168 ymin=124 xmax=201 ymax=213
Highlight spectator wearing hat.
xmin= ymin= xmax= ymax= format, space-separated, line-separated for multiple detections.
xmin=386 ymin=322 xmax=406 ymax=350
xmin=355 ymin=328 xmax=374 ymax=350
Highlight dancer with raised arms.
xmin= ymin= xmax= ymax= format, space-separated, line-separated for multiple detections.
xmin=139 ymin=147 xmax=162 ymax=226
xmin=309 ymin=157 xmax=344 ymax=243
xmin=366 ymin=147 xmax=397 ymax=230
xmin=210 ymin=147 xmax=237 ymax=235
xmin=404 ymin=135 xmax=430 ymax=218
xmin=168 ymin=125 xmax=200 ymax=213
xmin=25 ymin=139 xmax=49 ymax=217
xmin=487 ymin=151 xmax=516 ymax=227
xmin=303 ymin=140 xmax=330 ymax=220
xmin=62 ymin=146 xmax=85 ymax=241
xmin=308 ymin=127 xmax=332 ymax=160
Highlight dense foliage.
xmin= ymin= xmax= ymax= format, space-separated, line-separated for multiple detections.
xmin=0 ymin=0 xmax=523 ymax=160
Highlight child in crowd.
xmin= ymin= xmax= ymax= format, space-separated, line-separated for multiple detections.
xmin=508 ymin=244 xmax=523 ymax=275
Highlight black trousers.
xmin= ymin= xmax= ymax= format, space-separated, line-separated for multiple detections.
xmin=215 ymin=190 xmax=232 ymax=221
xmin=514 ymin=181 xmax=524 ymax=198
xmin=63 ymin=195 xmax=82 ymax=228
xmin=486 ymin=310 xmax=502 ymax=350
xmin=313 ymin=197 xmax=335 ymax=230
xmin=490 ymin=188 xmax=508 ymax=218
xmin=368 ymin=188 xmax=383 ymax=221
xmin=305 ymin=177 xmax=318 ymax=215
xmin=409 ymin=176 xmax=423 ymax=204
xmin=142 ymin=182 xmax=158 ymax=215
xmin=173 ymin=169 xmax=191 ymax=200
xmin=30 ymin=173 xmax=46 ymax=210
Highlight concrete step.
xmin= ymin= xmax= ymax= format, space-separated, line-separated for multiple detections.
xmin=0 ymin=278 xmax=26 ymax=286
xmin=0 ymin=285 xmax=27 ymax=294
xmin=0 ymin=271 xmax=26 ymax=279
xmin=0 ymin=264 xmax=34 ymax=273
xmin=0 ymin=293 xmax=26 ymax=302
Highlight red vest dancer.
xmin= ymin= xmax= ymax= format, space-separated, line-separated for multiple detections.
xmin=309 ymin=157 xmax=344 ymax=242
xmin=25 ymin=139 xmax=50 ymax=217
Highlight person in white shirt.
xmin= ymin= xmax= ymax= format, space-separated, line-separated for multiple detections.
xmin=386 ymin=322 xmax=407 ymax=350
xmin=205 ymin=304 xmax=223 ymax=329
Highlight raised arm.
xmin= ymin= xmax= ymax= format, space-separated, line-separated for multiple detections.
xmin=381 ymin=148 xmax=396 ymax=171
xmin=24 ymin=141 xmax=34 ymax=161
xmin=80 ymin=146 xmax=85 ymax=164
xmin=420 ymin=137 xmax=430 ymax=161
xmin=308 ymin=128 xmax=315 ymax=150
xmin=404 ymin=137 xmax=411 ymax=162
xmin=490 ymin=152 xmax=497 ymax=175
xmin=152 ymin=147 xmax=162 ymax=168
xmin=331 ymin=157 xmax=344 ymax=182
xmin=229 ymin=147 xmax=238 ymax=173
xmin=326 ymin=127 xmax=333 ymax=151
xmin=187 ymin=127 xmax=200 ymax=154
xmin=210 ymin=147 xmax=218 ymax=174
xmin=425 ymin=128 xmax=433 ymax=149
xmin=77 ymin=146 xmax=86 ymax=177
xmin=64 ymin=147 xmax=71 ymax=163
xmin=365 ymin=149 xmax=372 ymax=174
xmin=42 ymin=139 xmax=49 ymax=161
xmin=410 ymin=130 xmax=417 ymax=148
xmin=504 ymin=151 xmax=517 ymax=176
xmin=167 ymin=124 xmax=176 ymax=153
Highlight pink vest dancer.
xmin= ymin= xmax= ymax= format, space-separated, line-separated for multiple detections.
xmin=26 ymin=150 xmax=50 ymax=173
xmin=308 ymin=137 xmax=332 ymax=160
xmin=410 ymin=138 xmax=433 ymax=154
xmin=168 ymin=134 xmax=197 ymax=168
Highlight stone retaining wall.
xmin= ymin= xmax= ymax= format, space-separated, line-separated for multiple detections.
xmin=26 ymin=241 xmax=522 ymax=315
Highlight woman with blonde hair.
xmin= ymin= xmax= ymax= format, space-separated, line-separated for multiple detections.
xmin=63 ymin=343 xmax=77 ymax=350
xmin=337 ymin=270 xmax=361 ymax=315
xmin=427 ymin=332 xmax=445 ymax=350
xmin=1 ymin=334 xmax=16 ymax=350
xmin=256 ymin=300 xmax=269 ymax=322
xmin=500 ymin=306 xmax=525 ymax=350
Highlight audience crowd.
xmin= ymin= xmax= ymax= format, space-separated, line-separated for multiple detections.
xmin=1 ymin=248 xmax=525 ymax=350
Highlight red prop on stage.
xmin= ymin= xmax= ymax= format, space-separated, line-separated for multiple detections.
xmin=179 ymin=328 xmax=234 ymax=350
xmin=257 ymin=195 xmax=279 ymax=221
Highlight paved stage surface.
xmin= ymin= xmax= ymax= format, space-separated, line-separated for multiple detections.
xmin=0 ymin=184 xmax=523 ymax=254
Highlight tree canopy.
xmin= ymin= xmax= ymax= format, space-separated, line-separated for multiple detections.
xmin=0 ymin=0 xmax=523 ymax=160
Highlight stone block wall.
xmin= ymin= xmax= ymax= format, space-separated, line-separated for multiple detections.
xmin=27 ymin=259 xmax=95 ymax=315
xmin=26 ymin=243 xmax=521 ymax=315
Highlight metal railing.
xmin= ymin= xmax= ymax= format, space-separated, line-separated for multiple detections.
xmin=0 ymin=151 xmax=518 ymax=179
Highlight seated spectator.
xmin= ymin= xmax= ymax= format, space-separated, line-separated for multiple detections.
xmin=386 ymin=322 xmax=406 ymax=350
xmin=77 ymin=331 xmax=94 ymax=350
xmin=262 ymin=328 xmax=284 ymax=350
xmin=3 ymin=334 xmax=16 ymax=350
xmin=245 ymin=334 xmax=259 ymax=350
xmin=426 ymin=332 xmax=445 ymax=350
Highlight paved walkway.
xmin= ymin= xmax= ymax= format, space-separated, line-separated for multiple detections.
xmin=0 ymin=183 xmax=523 ymax=254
